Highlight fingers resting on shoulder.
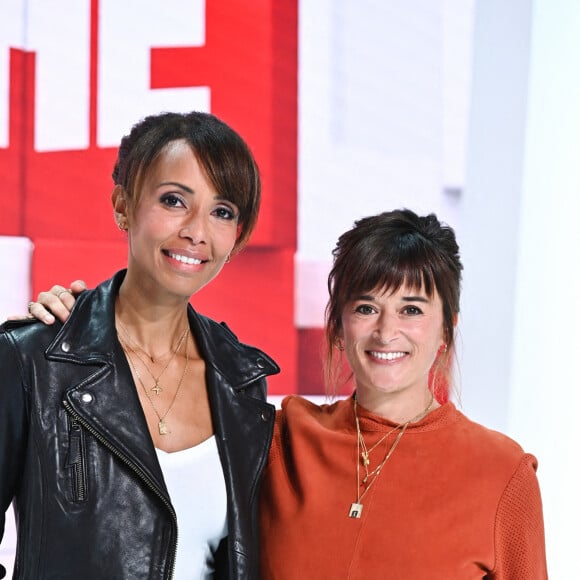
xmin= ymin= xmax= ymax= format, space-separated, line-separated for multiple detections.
xmin=28 ymin=280 xmax=87 ymax=324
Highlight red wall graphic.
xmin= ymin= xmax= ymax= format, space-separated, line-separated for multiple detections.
xmin=0 ymin=0 xmax=298 ymax=393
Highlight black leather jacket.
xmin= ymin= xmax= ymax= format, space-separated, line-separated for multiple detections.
xmin=0 ymin=271 xmax=279 ymax=579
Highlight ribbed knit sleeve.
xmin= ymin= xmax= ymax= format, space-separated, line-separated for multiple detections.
xmin=492 ymin=453 xmax=548 ymax=579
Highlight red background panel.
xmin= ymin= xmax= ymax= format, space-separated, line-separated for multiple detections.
xmin=192 ymin=247 xmax=296 ymax=394
xmin=10 ymin=0 xmax=297 ymax=246
xmin=24 ymin=149 xmax=118 ymax=239
xmin=3 ymin=0 xmax=298 ymax=392
xmin=151 ymin=0 xmax=297 ymax=249
xmin=297 ymin=328 xmax=327 ymax=395
xmin=31 ymin=238 xmax=129 ymax=292
xmin=0 ymin=49 xmax=33 ymax=235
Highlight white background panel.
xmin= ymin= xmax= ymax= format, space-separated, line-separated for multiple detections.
xmin=0 ymin=236 xmax=33 ymax=321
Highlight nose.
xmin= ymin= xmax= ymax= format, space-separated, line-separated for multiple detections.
xmin=179 ymin=211 xmax=207 ymax=244
xmin=373 ymin=311 xmax=397 ymax=344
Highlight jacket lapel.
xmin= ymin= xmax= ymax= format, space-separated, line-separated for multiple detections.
xmin=191 ymin=308 xmax=279 ymax=507
xmin=45 ymin=271 xmax=167 ymax=494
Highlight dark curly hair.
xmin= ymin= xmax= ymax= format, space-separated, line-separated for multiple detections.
xmin=112 ymin=111 xmax=261 ymax=253
xmin=324 ymin=208 xmax=463 ymax=400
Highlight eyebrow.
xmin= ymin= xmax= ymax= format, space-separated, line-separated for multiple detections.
xmin=158 ymin=181 xmax=234 ymax=204
xmin=159 ymin=181 xmax=194 ymax=194
xmin=356 ymin=294 xmax=430 ymax=303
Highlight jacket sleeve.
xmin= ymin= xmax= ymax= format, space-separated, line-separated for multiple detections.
xmin=491 ymin=453 xmax=548 ymax=579
xmin=0 ymin=329 xmax=29 ymax=573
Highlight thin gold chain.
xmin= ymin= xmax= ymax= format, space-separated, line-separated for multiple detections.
xmin=120 ymin=333 xmax=190 ymax=435
xmin=117 ymin=323 xmax=188 ymax=395
xmin=117 ymin=320 xmax=188 ymax=362
xmin=354 ymin=400 xmax=409 ymax=504
xmin=353 ymin=391 xmax=434 ymax=504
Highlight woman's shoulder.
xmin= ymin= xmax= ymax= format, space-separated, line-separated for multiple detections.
xmin=276 ymin=395 xmax=352 ymax=428
xmin=191 ymin=310 xmax=279 ymax=368
xmin=268 ymin=396 xmax=351 ymax=463
xmin=0 ymin=317 xmax=61 ymax=354
xmin=450 ymin=405 xmax=535 ymax=466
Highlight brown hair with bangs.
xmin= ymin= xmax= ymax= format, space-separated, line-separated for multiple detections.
xmin=324 ymin=208 xmax=463 ymax=400
xmin=112 ymin=111 xmax=261 ymax=254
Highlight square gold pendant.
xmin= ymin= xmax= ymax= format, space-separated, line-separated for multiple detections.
xmin=348 ymin=503 xmax=363 ymax=518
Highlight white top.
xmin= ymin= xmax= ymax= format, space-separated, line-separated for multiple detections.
xmin=156 ymin=436 xmax=228 ymax=579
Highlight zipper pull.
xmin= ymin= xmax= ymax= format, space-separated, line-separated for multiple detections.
xmin=66 ymin=420 xmax=82 ymax=467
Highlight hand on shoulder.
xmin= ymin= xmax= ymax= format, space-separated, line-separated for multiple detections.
xmin=25 ymin=280 xmax=87 ymax=324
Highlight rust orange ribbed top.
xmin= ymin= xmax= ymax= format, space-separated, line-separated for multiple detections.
xmin=260 ymin=397 xmax=547 ymax=579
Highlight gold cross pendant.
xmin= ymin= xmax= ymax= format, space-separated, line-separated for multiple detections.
xmin=151 ymin=381 xmax=162 ymax=395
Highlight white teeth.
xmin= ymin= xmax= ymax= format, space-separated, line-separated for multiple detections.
xmin=168 ymin=252 xmax=202 ymax=265
xmin=370 ymin=351 xmax=406 ymax=361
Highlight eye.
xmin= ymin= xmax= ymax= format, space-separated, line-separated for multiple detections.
xmin=354 ymin=304 xmax=376 ymax=315
xmin=160 ymin=193 xmax=185 ymax=208
xmin=213 ymin=205 xmax=238 ymax=221
xmin=402 ymin=305 xmax=423 ymax=316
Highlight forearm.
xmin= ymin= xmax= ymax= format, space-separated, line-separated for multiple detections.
xmin=492 ymin=454 xmax=548 ymax=579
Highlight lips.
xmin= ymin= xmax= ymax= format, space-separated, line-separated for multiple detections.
xmin=368 ymin=350 xmax=407 ymax=361
xmin=163 ymin=250 xmax=205 ymax=265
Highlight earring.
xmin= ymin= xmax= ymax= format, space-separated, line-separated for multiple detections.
xmin=335 ymin=340 xmax=345 ymax=351
xmin=441 ymin=344 xmax=448 ymax=353
xmin=117 ymin=219 xmax=127 ymax=231
xmin=224 ymin=254 xmax=231 ymax=263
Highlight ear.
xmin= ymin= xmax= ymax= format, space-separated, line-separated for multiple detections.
xmin=335 ymin=324 xmax=345 ymax=350
xmin=112 ymin=185 xmax=129 ymax=229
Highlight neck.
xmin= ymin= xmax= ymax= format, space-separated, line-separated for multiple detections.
xmin=115 ymin=286 xmax=191 ymax=359
xmin=355 ymin=388 xmax=437 ymax=424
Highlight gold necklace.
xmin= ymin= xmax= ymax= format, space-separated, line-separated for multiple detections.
xmin=117 ymin=322 xmax=188 ymax=395
xmin=348 ymin=392 xmax=434 ymax=519
xmin=117 ymin=320 xmax=188 ymax=363
xmin=121 ymin=333 xmax=190 ymax=435
xmin=359 ymin=423 xmax=400 ymax=483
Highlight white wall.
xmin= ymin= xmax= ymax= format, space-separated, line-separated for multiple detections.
xmin=296 ymin=0 xmax=474 ymax=327
xmin=459 ymin=1 xmax=580 ymax=576
xmin=509 ymin=1 xmax=580 ymax=576
xmin=298 ymin=0 xmax=578 ymax=576
xmin=458 ymin=0 xmax=532 ymax=432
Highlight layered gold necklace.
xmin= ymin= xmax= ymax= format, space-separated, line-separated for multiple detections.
xmin=118 ymin=329 xmax=191 ymax=436
xmin=348 ymin=392 xmax=434 ymax=519
xmin=117 ymin=322 xmax=188 ymax=395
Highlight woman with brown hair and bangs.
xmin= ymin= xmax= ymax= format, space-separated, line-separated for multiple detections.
xmin=259 ymin=209 xmax=547 ymax=579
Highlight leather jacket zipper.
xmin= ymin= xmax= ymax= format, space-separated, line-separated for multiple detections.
xmin=63 ymin=401 xmax=178 ymax=579
xmin=66 ymin=419 xmax=87 ymax=501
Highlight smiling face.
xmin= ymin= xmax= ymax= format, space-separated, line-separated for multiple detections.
xmin=116 ymin=139 xmax=239 ymax=301
xmin=340 ymin=283 xmax=445 ymax=402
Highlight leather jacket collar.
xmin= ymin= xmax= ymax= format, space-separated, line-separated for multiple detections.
xmin=46 ymin=269 xmax=278 ymax=389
